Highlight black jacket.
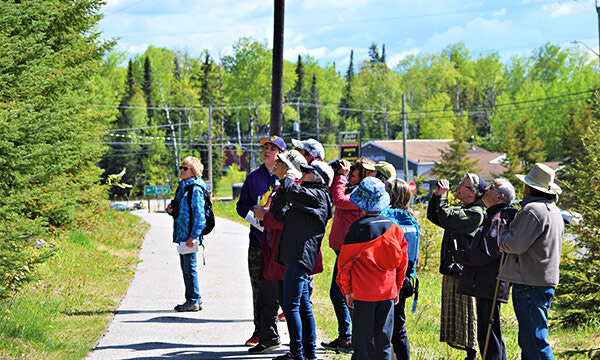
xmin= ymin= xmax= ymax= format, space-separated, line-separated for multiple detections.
xmin=273 ymin=177 xmax=333 ymax=272
xmin=454 ymin=203 xmax=511 ymax=302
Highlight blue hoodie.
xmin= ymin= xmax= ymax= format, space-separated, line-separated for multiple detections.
xmin=381 ymin=208 xmax=420 ymax=278
xmin=172 ymin=177 xmax=206 ymax=244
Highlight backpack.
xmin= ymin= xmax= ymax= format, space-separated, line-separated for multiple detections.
xmin=184 ymin=184 xmax=215 ymax=236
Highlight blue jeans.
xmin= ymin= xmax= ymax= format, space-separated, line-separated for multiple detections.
xmin=330 ymin=251 xmax=352 ymax=340
xmin=512 ymin=284 xmax=555 ymax=360
xmin=283 ymin=262 xmax=316 ymax=359
xmin=179 ymin=252 xmax=201 ymax=303
xmin=352 ymin=299 xmax=394 ymax=360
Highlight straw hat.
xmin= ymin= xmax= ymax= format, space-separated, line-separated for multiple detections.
xmin=516 ymin=163 xmax=562 ymax=195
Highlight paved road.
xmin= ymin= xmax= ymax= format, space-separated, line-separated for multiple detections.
xmin=85 ymin=213 xmax=329 ymax=360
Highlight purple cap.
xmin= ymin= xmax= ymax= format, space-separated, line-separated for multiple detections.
xmin=260 ymin=136 xmax=286 ymax=152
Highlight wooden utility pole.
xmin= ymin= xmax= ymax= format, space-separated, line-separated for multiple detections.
xmin=270 ymin=0 xmax=284 ymax=136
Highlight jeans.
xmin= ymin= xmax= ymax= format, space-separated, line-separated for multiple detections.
xmin=352 ymin=299 xmax=394 ymax=360
xmin=512 ymin=284 xmax=555 ymax=360
xmin=283 ymin=262 xmax=316 ymax=359
xmin=330 ymin=251 xmax=352 ymax=340
xmin=179 ymin=252 xmax=200 ymax=303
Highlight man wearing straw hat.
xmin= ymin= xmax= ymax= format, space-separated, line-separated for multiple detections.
xmin=498 ymin=163 xmax=564 ymax=360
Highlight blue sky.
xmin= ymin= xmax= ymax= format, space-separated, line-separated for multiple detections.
xmin=98 ymin=0 xmax=599 ymax=69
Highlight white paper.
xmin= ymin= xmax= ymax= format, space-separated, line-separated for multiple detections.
xmin=177 ymin=241 xmax=199 ymax=254
xmin=245 ymin=210 xmax=264 ymax=231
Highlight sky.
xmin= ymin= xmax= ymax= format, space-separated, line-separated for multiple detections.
xmin=98 ymin=0 xmax=600 ymax=69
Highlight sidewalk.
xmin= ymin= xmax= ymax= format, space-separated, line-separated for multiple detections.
xmin=85 ymin=213 xmax=329 ymax=360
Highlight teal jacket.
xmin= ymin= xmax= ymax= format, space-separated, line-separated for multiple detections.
xmin=172 ymin=177 xmax=206 ymax=244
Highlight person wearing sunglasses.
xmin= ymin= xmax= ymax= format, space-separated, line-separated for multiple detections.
xmin=427 ymin=173 xmax=487 ymax=360
xmin=167 ymin=156 xmax=207 ymax=312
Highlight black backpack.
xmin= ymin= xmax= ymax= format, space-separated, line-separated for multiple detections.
xmin=184 ymin=184 xmax=215 ymax=236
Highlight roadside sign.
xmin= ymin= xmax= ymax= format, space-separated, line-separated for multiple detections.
xmin=144 ymin=185 xmax=171 ymax=196
xmin=409 ymin=181 xmax=417 ymax=192
xmin=339 ymin=131 xmax=361 ymax=162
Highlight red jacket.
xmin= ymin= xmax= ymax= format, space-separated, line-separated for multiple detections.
xmin=328 ymin=174 xmax=362 ymax=251
xmin=259 ymin=212 xmax=323 ymax=280
xmin=336 ymin=223 xmax=408 ymax=301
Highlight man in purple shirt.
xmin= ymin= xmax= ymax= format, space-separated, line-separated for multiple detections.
xmin=236 ymin=135 xmax=286 ymax=347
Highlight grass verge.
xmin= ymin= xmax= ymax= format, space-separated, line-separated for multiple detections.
xmin=0 ymin=209 xmax=149 ymax=360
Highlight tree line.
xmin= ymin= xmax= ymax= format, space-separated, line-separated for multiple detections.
xmin=1 ymin=0 xmax=598 ymax=326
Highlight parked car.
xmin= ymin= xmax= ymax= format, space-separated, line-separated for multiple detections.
xmin=110 ymin=202 xmax=131 ymax=212
xmin=560 ymin=209 xmax=582 ymax=227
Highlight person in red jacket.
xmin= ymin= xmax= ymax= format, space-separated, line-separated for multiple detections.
xmin=322 ymin=157 xmax=375 ymax=353
xmin=337 ymin=177 xmax=408 ymax=360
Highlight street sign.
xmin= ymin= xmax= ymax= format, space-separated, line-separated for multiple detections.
xmin=144 ymin=185 xmax=171 ymax=196
xmin=408 ymin=181 xmax=417 ymax=192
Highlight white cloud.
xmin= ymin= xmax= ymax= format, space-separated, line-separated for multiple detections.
xmin=549 ymin=4 xmax=573 ymax=18
xmin=284 ymin=45 xmax=329 ymax=61
xmin=494 ymin=8 xmax=506 ymax=17
xmin=127 ymin=43 xmax=149 ymax=54
xmin=387 ymin=48 xmax=422 ymax=67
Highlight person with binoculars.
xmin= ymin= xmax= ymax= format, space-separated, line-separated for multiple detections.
xmin=427 ymin=174 xmax=487 ymax=360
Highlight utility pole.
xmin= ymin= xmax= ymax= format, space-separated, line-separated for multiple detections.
xmin=270 ymin=0 xmax=284 ymax=136
xmin=208 ymin=105 xmax=213 ymax=194
xmin=402 ymin=94 xmax=408 ymax=181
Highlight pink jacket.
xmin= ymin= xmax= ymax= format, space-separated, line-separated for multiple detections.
xmin=328 ymin=174 xmax=363 ymax=251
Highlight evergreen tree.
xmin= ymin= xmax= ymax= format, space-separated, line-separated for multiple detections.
xmin=143 ymin=55 xmax=155 ymax=120
xmin=307 ymin=74 xmax=321 ymax=139
xmin=339 ymin=50 xmax=356 ymax=130
xmin=0 ymin=0 xmax=112 ymax=300
xmin=555 ymin=105 xmax=600 ymax=327
xmin=432 ymin=116 xmax=481 ymax=185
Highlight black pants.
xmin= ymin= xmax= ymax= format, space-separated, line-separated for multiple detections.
xmin=257 ymin=279 xmax=284 ymax=345
xmin=476 ymin=297 xmax=507 ymax=360
xmin=352 ymin=299 xmax=394 ymax=360
xmin=392 ymin=295 xmax=410 ymax=360
xmin=248 ymin=246 xmax=261 ymax=329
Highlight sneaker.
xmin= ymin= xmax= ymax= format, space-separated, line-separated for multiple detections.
xmin=245 ymin=330 xmax=259 ymax=346
xmin=174 ymin=300 xmax=202 ymax=312
xmin=273 ymin=352 xmax=303 ymax=360
xmin=277 ymin=312 xmax=286 ymax=322
xmin=248 ymin=342 xmax=281 ymax=354
xmin=321 ymin=337 xmax=352 ymax=353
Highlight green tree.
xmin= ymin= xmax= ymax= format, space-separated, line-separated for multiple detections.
xmin=339 ymin=50 xmax=356 ymax=130
xmin=432 ymin=116 xmax=481 ymax=184
xmin=555 ymin=109 xmax=600 ymax=327
xmin=0 ymin=0 xmax=112 ymax=300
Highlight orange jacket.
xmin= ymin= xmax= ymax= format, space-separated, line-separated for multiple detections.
xmin=336 ymin=223 xmax=408 ymax=302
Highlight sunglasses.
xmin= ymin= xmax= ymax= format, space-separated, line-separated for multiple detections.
xmin=179 ymin=166 xmax=189 ymax=171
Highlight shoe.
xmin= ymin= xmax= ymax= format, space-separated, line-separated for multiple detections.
xmin=277 ymin=312 xmax=286 ymax=322
xmin=245 ymin=330 xmax=259 ymax=346
xmin=248 ymin=342 xmax=281 ymax=354
xmin=273 ymin=352 xmax=303 ymax=360
xmin=321 ymin=336 xmax=352 ymax=353
xmin=174 ymin=300 xmax=202 ymax=312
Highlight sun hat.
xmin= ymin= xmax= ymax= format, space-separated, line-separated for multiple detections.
xmin=363 ymin=161 xmax=396 ymax=181
xmin=291 ymin=138 xmax=325 ymax=160
xmin=516 ymin=163 xmax=562 ymax=195
xmin=299 ymin=160 xmax=334 ymax=187
xmin=260 ymin=135 xmax=286 ymax=152
xmin=277 ymin=150 xmax=307 ymax=179
xmin=350 ymin=177 xmax=391 ymax=213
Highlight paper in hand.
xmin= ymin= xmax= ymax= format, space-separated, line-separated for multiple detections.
xmin=177 ymin=240 xmax=199 ymax=254
xmin=245 ymin=210 xmax=264 ymax=231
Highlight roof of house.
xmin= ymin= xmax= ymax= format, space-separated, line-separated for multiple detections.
xmin=364 ymin=140 xmax=560 ymax=180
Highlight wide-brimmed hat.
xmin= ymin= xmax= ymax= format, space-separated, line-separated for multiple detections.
xmin=291 ymin=138 xmax=325 ymax=160
xmin=363 ymin=161 xmax=396 ymax=181
xmin=350 ymin=177 xmax=390 ymax=213
xmin=300 ymin=160 xmax=334 ymax=187
xmin=260 ymin=135 xmax=286 ymax=152
xmin=277 ymin=150 xmax=307 ymax=179
xmin=516 ymin=163 xmax=562 ymax=195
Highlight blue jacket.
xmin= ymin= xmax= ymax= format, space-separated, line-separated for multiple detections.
xmin=236 ymin=163 xmax=279 ymax=248
xmin=172 ymin=177 xmax=206 ymax=244
xmin=381 ymin=208 xmax=420 ymax=278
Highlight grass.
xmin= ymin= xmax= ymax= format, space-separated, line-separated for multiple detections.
xmin=0 ymin=209 xmax=149 ymax=360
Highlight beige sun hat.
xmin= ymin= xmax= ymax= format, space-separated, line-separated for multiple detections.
xmin=515 ymin=163 xmax=562 ymax=195
xmin=277 ymin=150 xmax=307 ymax=179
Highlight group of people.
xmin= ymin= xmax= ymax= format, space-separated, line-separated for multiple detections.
xmin=427 ymin=163 xmax=564 ymax=360
xmin=167 ymin=137 xmax=564 ymax=360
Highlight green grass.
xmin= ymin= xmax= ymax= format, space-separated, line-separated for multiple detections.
xmin=0 ymin=209 xmax=149 ymax=360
